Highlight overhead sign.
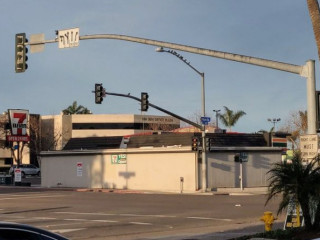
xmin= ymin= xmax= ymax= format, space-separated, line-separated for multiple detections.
xmin=300 ymin=134 xmax=318 ymax=160
xmin=30 ymin=33 xmax=45 ymax=53
xmin=111 ymin=154 xmax=127 ymax=164
xmin=8 ymin=109 xmax=29 ymax=136
xmin=58 ymin=27 xmax=80 ymax=49
xmin=201 ymin=117 xmax=211 ymax=125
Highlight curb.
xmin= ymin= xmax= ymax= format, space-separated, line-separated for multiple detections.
xmin=0 ymin=184 xmax=268 ymax=196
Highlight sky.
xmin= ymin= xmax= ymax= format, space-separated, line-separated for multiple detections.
xmin=0 ymin=0 xmax=318 ymax=133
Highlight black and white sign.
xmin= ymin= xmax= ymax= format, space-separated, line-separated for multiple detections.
xmin=58 ymin=28 xmax=80 ymax=49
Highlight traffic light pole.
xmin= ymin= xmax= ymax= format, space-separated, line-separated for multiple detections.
xmin=26 ymin=32 xmax=317 ymax=134
xmin=104 ymin=91 xmax=202 ymax=130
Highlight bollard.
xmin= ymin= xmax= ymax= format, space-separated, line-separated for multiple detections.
xmin=260 ymin=211 xmax=277 ymax=231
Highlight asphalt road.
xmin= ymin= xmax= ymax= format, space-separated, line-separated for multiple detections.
xmin=0 ymin=183 xmax=285 ymax=240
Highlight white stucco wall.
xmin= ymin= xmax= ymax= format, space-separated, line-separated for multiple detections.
xmin=41 ymin=147 xmax=197 ymax=193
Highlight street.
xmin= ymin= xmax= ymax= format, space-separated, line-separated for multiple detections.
xmin=0 ymin=185 xmax=285 ymax=240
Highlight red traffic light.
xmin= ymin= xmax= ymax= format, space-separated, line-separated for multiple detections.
xmin=191 ymin=137 xmax=199 ymax=151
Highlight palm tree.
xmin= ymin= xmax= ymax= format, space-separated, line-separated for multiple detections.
xmin=266 ymin=152 xmax=320 ymax=230
xmin=307 ymin=0 xmax=320 ymax=63
xmin=62 ymin=101 xmax=91 ymax=115
xmin=218 ymin=106 xmax=246 ymax=131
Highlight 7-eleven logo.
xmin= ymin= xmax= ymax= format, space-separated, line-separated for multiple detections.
xmin=9 ymin=109 xmax=29 ymax=136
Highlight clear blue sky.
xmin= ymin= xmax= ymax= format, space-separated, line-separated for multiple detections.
xmin=1 ymin=0 xmax=318 ymax=133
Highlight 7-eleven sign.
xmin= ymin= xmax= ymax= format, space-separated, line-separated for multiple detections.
xmin=8 ymin=109 xmax=29 ymax=136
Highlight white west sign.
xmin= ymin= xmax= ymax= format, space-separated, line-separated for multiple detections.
xmin=8 ymin=109 xmax=29 ymax=136
xmin=300 ymin=134 xmax=319 ymax=160
xmin=58 ymin=28 xmax=79 ymax=49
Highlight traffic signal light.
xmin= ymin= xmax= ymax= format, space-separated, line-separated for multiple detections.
xmin=191 ymin=137 xmax=199 ymax=151
xmin=15 ymin=33 xmax=28 ymax=73
xmin=141 ymin=92 xmax=149 ymax=111
xmin=206 ymin=137 xmax=213 ymax=151
xmin=234 ymin=153 xmax=241 ymax=162
xmin=95 ymin=83 xmax=104 ymax=104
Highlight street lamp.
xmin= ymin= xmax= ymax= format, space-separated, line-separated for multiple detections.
xmin=213 ymin=109 xmax=221 ymax=129
xmin=268 ymin=118 xmax=281 ymax=130
xmin=156 ymin=46 xmax=207 ymax=192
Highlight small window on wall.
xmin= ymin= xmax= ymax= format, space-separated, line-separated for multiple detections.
xmin=5 ymin=158 xmax=13 ymax=165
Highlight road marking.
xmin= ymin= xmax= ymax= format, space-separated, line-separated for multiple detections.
xmin=55 ymin=211 xmax=176 ymax=218
xmin=64 ymin=218 xmax=87 ymax=221
xmin=91 ymin=219 xmax=118 ymax=223
xmin=54 ymin=211 xmax=231 ymax=222
xmin=52 ymin=228 xmax=86 ymax=234
xmin=0 ymin=194 xmax=67 ymax=200
xmin=33 ymin=217 xmax=57 ymax=220
xmin=43 ymin=222 xmax=86 ymax=228
xmin=0 ymin=215 xmax=25 ymax=219
xmin=187 ymin=216 xmax=232 ymax=221
xmin=120 ymin=213 xmax=176 ymax=218
xmin=55 ymin=211 xmax=116 ymax=216
xmin=130 ymin=222 xmax=152 ymax=225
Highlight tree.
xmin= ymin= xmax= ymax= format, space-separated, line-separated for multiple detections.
xmin=62 ymin=101 xmax=91 ymax=115
xmin=266 ymin=152 xmax=320 ymax=230
xmin=218 ymin=106 xmax=246 ymax=131
xmin=279 ymin=110 xmax=307 ymax=148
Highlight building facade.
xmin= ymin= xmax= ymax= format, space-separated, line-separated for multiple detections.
xmin=41 ymin=114 xmax=180 ymax=150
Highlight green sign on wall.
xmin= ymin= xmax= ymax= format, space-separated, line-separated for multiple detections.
xmin=111 ymin=154 xmax=127 ymax=164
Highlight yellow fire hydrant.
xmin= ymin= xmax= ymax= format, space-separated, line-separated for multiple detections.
xmin=260 ymin=211 xmax=277 ymax=231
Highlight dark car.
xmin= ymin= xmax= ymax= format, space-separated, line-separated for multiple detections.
xmin=0 ymin=222 xmax=69 ymax=240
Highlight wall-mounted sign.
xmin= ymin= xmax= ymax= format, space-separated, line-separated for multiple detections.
xmin=77 ymin=162 xmax=83 ymax=177
xmin=111 ymin=154 xmax=127 ymax=164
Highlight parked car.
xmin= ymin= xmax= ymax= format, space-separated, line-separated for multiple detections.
xmin=9 ymin=164 xmax=40 ymax=177
xmin=0 ymin=222 xmax=69 ymax=239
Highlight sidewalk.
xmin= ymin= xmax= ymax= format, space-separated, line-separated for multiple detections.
xmin=214 ymin=187 xmax=268 ymax=195
xmin=0 ymin=183 xmax=269 ymax=196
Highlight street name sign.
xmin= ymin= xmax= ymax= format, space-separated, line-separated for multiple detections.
xmin=300 ymin=134 xmax=318 ymax=160
xmin=58 ymin=28 xmax=79 ymax=49
xmin=240 ymin=152 xmax=248 ymax=162
xmin=200 ymin=117 xmax=211 ymax=125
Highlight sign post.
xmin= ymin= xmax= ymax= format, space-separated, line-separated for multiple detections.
xmin=7 ymin=109 xmax=30 ymax=184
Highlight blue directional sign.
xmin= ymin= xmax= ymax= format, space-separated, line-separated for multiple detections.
xmin=201 ymin=117 xmax=211 ymax=125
